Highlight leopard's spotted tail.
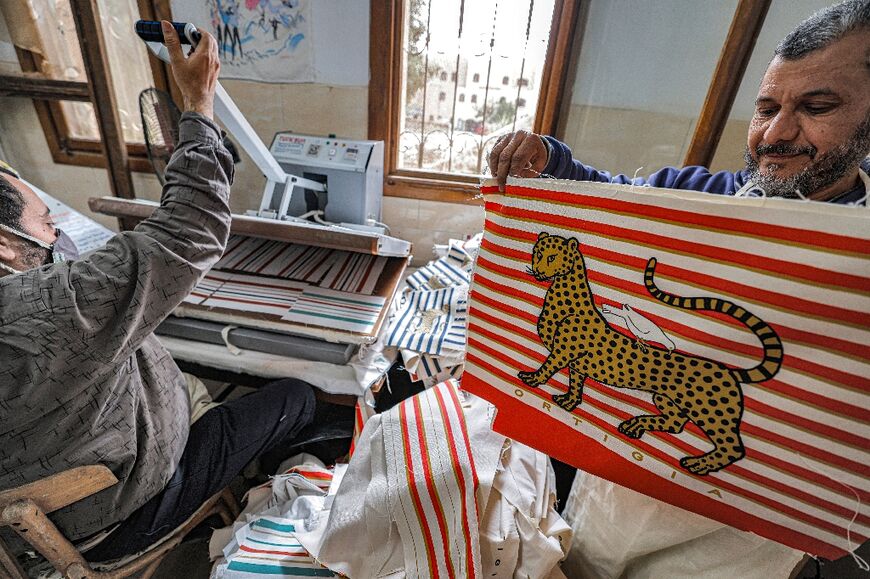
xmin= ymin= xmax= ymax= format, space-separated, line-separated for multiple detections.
xmin=643 ymin=257 xmax=783 ymax=383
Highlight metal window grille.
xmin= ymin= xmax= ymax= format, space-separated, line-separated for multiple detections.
xmin=399 ymin=0 xmax=556 ymax=176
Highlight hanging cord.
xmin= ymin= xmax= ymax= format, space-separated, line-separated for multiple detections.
xmin=368 ymin=220 xmax=392 ymax=234
xmin=288 ymin=210 xmax=338 ymax=226
xmin=796 ymin=453 xmax=869 ymax=571
xmin=220 ymin=325 xmax=242 ymax=356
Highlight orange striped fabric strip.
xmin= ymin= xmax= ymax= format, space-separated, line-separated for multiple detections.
xmin=386 ymin=380 xmax=481 ymax=577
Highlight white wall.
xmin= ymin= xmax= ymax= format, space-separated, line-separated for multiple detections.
xmin=570 ymin=0 xmax=736 ymax=116
xmin=311 ymin=1 xmax=370 ymax=86
xmin=562 ymin=0 xmax=837 ymax=176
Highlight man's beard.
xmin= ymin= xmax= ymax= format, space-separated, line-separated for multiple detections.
xmin=743 ymin=116 xmax=870 ymax=199
xmin=16 ymin=237 xmax=50 ymax=270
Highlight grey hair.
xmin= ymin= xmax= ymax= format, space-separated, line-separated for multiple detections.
xmin=0 ymin=174 xmax=24 ymax=231
xmin=775 ymin=0 xmax=870 ymax=61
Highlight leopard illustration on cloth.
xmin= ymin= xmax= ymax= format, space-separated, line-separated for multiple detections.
xmin=517 ymin=232 xmax=784 ymax=475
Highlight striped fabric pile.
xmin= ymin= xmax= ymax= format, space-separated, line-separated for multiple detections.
xmin=210 ymin=463 xmax=341 ymax=578
xmin=295 ymin=380 xmax=572 ymax=578
xmin=216 ymin=235 xmax=388 ymax=294
xmin=214 ymin=517 xmax=335 ymax=578
xmin=385 ymin=237 xmax=480 ymax=386
xmin=463 ymin=179 xmax=870 ymax=560
xmin=183 ymin=270 xmax=307 ymax=316
xmin=181 ymin=234 xmax=392 ymax=332
xmin=281 ymin=286 xmax=386 ymax=334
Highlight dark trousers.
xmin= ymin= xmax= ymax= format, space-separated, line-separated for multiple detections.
xmin=84 ymin=378 xmax=315 ymax=561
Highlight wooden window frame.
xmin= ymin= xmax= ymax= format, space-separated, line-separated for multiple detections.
xmin=369 ymin=0 xmax=583 ymax=204
xmin=13 ymin=0 xmax=176 ymax=173
xmin=683 ymin=0 xmax=770 ymax=167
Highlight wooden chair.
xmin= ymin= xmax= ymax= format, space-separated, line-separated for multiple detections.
xmin=0 ymin=465 xmax=239 ymax=579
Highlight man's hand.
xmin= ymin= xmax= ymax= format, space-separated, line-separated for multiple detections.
xmin=488 ymin=130 xmax=548 ymax=192
xmin=162 ymin=21 xmax=219 ymax=119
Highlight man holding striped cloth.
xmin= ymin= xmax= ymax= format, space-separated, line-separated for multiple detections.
xmin=488 ymin=1 xmax=869 ymax=577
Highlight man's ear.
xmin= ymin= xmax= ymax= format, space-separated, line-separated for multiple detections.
xmin=0 ymin=232 xmax=17 ymax=263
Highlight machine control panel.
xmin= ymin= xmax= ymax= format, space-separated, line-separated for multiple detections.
xmin=270 ymin=133 xmax=376 ymax=172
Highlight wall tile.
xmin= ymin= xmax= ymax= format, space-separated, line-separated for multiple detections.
xmin=381 ymin=196 xmax=419 ymax=225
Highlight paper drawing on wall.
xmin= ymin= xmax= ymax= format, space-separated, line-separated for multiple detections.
xmin=171 ymin=0 xmax=314 ymax=82
xmin=517 ymin=232 xmax=783 ymax=475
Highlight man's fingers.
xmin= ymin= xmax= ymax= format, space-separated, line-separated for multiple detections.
xmin=194 ymin=31 xmax=214 ymax=56
xmin=162 ymin=21 xmax=184 ymax=65
xmin=515 ymin=136 xmax=544 ymax=177
xmin=498 ymin=133 xmax=537 ymax=189
xmin=488 ymin=134 xmax=510 ymax=177
xmin=496 ymin=134 xmax=522 ymax=189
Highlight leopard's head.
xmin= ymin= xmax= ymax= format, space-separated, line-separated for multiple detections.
xmin=528 ymin=232 xmax=580 ymax=281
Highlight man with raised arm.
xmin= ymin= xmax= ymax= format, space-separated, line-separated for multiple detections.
xmin=0 ymin=22 xmax=333 ymax=562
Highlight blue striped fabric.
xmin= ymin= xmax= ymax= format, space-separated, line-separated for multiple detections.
xmin=216 ymin=514 xmax=337 ymax=578
xmin=406 ymin=243 xmax=473 ymax=290
xmin=281 ymin=286 xmax=386 ymax=333
xmin=385 ymin=287 xmax=467 ymax=355
xmin=252 ymin=519 xmax=296 ymax=533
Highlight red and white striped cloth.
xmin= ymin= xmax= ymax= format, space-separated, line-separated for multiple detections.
xmin=381 ymin=380 xmax=483 ymax=577
xmin=302 ymin=380 xmax=512 ymax=578
xmin=348 ymin=396 xmax=377 ymax=458
xmin=463 ymin=178 xmax=870 ymax=560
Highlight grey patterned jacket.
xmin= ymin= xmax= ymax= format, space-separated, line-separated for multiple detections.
xmin=0 ymin=113 xmax=233 ymax=540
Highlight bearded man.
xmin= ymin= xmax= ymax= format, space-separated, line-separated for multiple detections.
xmin=488 ymin=0 xmax=868 ymax=577
xmin=490 ymin=1 xmax=869 ymax=206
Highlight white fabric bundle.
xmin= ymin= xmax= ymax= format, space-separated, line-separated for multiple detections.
xmin=296 ymin=380 xmax=572 ymax=578
xmin=560 ymin=471 xmax=805 ymax=579
xmin=209 ymin=458 xmax=343 ymax=578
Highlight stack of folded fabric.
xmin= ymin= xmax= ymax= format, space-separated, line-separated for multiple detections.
xmin=208 ymin=381 xmax=571 ymax=578
xmin=209 ymin=459 xmax=342 ymax=578
xmin=385 ymin=235 xmax=482 ymax=387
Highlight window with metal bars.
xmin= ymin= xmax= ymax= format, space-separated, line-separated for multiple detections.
xmin=397 ymin=0 xmax=557 ymax=177
xmin=369 ymin=0 xmax=580 ymax=202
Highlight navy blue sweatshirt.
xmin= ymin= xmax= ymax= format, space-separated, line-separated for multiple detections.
xmin=541 ymin=136 xmax=868 ymax=206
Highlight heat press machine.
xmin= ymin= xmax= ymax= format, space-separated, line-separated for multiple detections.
xmin=266 ymin=132 xmax=384 ymax=228
xmin=134 ymin=21 xmax=385 ymax=231
xmin=86 ymin=22 xmax=411 ymax=379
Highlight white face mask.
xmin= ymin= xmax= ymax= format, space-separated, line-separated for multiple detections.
xmin=0 ymin=224 xmax=79 ymax=275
